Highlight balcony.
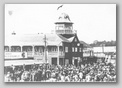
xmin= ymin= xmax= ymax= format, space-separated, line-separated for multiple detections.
xmin=56 ymin=29 xmax=76 ymax=34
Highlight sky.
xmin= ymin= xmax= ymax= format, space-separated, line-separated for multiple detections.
xmin=5 ymin=4 xmax=116 ymax=44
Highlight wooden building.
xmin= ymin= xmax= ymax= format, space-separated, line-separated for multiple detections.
xmin=5 ymin=13 xmax=85 ymax=66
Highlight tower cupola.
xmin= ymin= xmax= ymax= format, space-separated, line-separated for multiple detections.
xmin=55 ymin=13 xmax=76 ymax=38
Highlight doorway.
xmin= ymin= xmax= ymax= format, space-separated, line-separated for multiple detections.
xmin=59 ymin=58 xmax=63 ymax=65
xmin=74 ymin=59 xmax=78 ymax=67
xmin=52 ymin=58 xmax=57 ymax=65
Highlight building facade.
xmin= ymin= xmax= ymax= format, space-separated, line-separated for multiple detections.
xmin=5 ymin=13 xmax=85 ymax=66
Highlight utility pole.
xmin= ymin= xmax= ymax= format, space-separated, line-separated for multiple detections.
xmin=43 ymin=34 xmax=48 ymax=64
xmin=102 ymin=44 xmax=105 ymax=53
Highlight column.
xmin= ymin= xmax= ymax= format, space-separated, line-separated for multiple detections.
xmin=72 ymin=57 xmax=74 ymax=65
xmin=20 ymin=45 xmax=22 ymax=52
xmin=57 ymin=45 xmax=59 ymax=65
xmin=46 ymin=46 xmax=49 ymax=63
xmin=9 ymin=46 xmax=11 ymax=52
xmin=32 ymin=45 xmax=35 ymax=59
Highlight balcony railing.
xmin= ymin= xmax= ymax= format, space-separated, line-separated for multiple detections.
xmin=34 ymin=52 xmax=44 ymax=56
xmin=5 ymin=50 xmax=65 ymax=59
xmin=56 ymin=29 xmax=76 ymax=34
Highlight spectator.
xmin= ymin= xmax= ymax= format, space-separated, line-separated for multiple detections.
xmin=4 ymin=60 xmax=116 ymax=82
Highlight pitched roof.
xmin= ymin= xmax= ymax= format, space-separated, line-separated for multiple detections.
xmin=5 ymin=33 xmax=69 ymax=46
xmin=55 ymin=13 xmax=73 ymax=24
xmin=5 ymin=33 xmax=91 ymax=48
xmin=80 ymin=41 xmax=91 ymax=48
xmin=67 ymin=36 xmax=75 ymax=42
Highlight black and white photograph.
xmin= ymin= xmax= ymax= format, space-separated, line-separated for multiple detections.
xmin=4 ymin=4 xmax=116 ymax=82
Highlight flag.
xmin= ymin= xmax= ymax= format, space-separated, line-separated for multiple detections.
xmin=57 ymin=5 xmax=63 ymax=10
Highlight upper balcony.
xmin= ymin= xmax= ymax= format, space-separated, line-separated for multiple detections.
xmin=56 ymin=29 xmax=77 ymax=34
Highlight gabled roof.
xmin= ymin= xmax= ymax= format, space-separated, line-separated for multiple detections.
xmin=72 ymin=34 xmax=80 ymax=43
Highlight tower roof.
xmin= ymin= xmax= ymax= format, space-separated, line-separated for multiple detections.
xmin=55 ymin=13 xmax=73 ymax=24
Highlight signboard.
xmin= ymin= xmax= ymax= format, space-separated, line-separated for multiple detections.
xmin=5 ymin=52 xmax=27 ymax=59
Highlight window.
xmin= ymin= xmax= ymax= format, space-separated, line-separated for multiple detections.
xmin=72 ymin=47 xmax=74 ymax=52
xmin=58 ymin=24 xmax=64 ymax=30
xmin=77 ymin=43 xmax=80 ymax=46
xmin=75 ymin=47 xmax=77 ymax=52
xmin=52 ymin=47 xmax=57 ymax=52
xmin=65 ymin=47 xmax=68 ymax=52
xmin=79 ymin=48 xmax=82 ymax=52
xmin=11 ymin=46 xmax=21 ymax=52
xmin=59 ymin=26 xmax=64 ymax=30
xmin=78 ymin=57 xmax=81 ymax=61
xmin=4 ymin=46 xmax=9 ymax=52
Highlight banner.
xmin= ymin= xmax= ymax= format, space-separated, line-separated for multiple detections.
xmin=5 ymin=52 xmax=27 ymax=59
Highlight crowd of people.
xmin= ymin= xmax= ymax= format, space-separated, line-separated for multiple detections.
xmin=4 ymin=60 xmax=116 ymax=82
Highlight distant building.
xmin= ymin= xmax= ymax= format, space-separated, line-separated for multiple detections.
xmin=93 ymin=46 xmax=116 ymax=64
